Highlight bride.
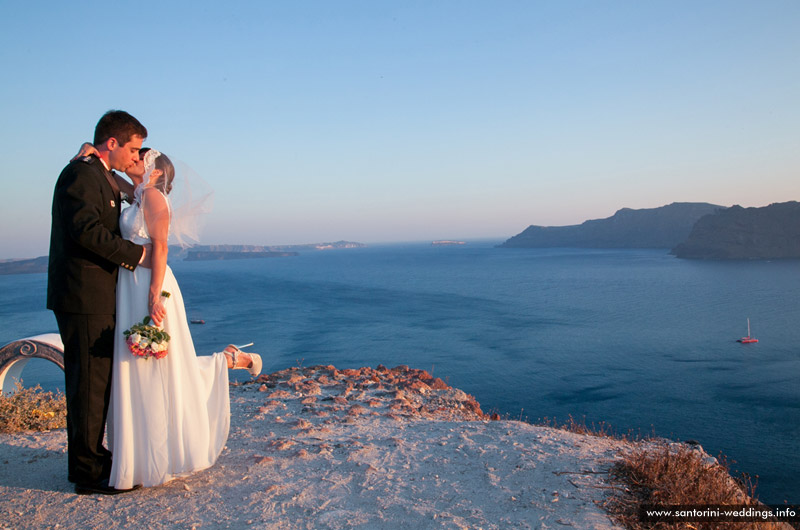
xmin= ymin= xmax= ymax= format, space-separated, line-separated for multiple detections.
xmin=75 ymin=146 xmax=263 ymax=489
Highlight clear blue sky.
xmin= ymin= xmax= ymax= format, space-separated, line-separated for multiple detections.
xmin=1 ymin=1 xmax=798 ymax=259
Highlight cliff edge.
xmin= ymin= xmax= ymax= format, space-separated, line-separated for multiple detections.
xmin=1 ymin=364 xmax=785 ymax=529
xmin=0 ymin=365 xmax=629 ymax=529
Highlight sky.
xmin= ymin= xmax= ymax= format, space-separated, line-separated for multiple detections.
xmin=1 ymin=0 xmax=798 ymax=259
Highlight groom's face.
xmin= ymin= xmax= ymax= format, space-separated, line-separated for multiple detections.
xmin=108 ymin=135 xmax=144 ymax=172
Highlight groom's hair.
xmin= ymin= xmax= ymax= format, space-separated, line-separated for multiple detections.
xmin=94 ymin=110 xmax=148 ymax=146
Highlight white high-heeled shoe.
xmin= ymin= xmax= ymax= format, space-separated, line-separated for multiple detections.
xmin=226 ymin=344 xmax=262 ymax=377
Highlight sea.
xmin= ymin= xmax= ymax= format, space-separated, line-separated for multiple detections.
xmin=2 ymin=242 xmax=798 ymax=504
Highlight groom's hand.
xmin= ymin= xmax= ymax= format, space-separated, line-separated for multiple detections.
xmin=138 ymin=244 xmax=153 ymax=268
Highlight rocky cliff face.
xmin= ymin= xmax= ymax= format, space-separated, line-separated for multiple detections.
xmin=499 ymin=202 xmax=723 ymax=249
xmin=672 ymin=201 xmax=800 ymax=259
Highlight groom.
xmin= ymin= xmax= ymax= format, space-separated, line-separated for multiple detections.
xmin=48 ymin=110 xmax=149 ymax=495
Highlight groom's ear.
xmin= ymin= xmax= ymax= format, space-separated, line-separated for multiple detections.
xmin=96 ymin=137 xmax=116 ymax=153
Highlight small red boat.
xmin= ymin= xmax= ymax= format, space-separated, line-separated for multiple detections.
xmin=737 ymin=318 xmax=758 ymax=343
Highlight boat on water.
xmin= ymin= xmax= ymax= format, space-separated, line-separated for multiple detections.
xmin=737 ymin=318 xmax=758 ymax=343
xmin=190 ymin=319 xmax=206 ymax=325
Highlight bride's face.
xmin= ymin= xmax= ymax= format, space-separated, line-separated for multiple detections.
xmin=126 ymin=158 xmax=146 ymax=181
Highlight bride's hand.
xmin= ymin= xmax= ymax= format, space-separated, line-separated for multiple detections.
xmin=70 ymin=142 xmax=98 ymax=161
xmin=149 ymin=298 xmax=167 ymax=327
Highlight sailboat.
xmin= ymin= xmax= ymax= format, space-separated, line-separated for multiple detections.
xmin=737 ymin=318 xmax=758 ymax=343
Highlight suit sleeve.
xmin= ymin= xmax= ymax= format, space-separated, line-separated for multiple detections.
xmin=55 ymin=165 xmax=144 ymax=268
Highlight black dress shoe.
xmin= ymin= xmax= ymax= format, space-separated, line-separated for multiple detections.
xmin=74 ymin=478 xmax=141 ymax=496
xmin=69 ymin=468 xmax=110 ymax=484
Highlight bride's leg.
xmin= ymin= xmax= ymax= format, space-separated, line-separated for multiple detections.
xmin=223 ymin=345 xmax=250 ymax=368
xmin=223 ymin=350 xmax=235 ymax=369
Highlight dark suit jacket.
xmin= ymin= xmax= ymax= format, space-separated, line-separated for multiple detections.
xmin=47 ymin=155 xmax=144 ymax=315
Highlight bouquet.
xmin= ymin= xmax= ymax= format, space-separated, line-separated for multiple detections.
xmin=124 ymin=291 xmax=171 ymax=359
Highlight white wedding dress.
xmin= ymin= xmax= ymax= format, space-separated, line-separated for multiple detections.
xmin=108 ymin=188 xmax=230 ymax=489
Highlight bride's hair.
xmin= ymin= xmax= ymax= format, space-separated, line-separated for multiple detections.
xmin=152 ymin=153 xmax=175 ymax=195
xmin=138 ymin=148 xmax=212 ymax=247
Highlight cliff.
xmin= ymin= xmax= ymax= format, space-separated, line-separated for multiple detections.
xmin=672 ymin=201 xmax=800 ymax=259
xmin=499 ymin=202 xmax=723 ymax=249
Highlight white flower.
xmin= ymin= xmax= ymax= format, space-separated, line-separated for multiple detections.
xmin=151 ymin=342 xmax=167 ymax=352
xmin=130 ymin=333 xmax=142 ymax=344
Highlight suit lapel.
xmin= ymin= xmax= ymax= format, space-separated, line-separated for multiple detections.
xmin=92 ymin=157 xmax=121 ymax=203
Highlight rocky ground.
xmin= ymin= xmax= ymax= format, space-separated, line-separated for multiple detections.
xmin=0 ymin=365 xmax=632 ymax=529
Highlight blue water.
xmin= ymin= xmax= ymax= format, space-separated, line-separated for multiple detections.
xmin=2 ymin=243 xmax=798 ymax=503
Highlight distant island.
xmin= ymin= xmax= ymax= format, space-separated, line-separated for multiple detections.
xmin=0 ymin=241 xmax=366 ymax=275
xmin=184 ymin=250 xmax=298 ymax=261
xmin=499 ymin=202 xmax=723 ymax=249
xmin=178 ymin=241 xmax=365 ymax=261
xmin=0 ymin=256 xmax=49 ymax=276
xmin=671 ymin=201 xmax=800 ymax=259
xmin=432 ymin=240 xmax=466 ymax=246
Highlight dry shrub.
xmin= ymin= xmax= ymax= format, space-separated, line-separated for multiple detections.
xmin=0 ymin=381 xmax=67 ymax=433
xmin=538 ymin=414 xmax=622 ymax=439
xmin=606 ymin=442 xmax=793 ymax=530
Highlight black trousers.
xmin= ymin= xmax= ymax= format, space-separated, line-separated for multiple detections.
xmin=54 ymin=311 xmax=115 ymax=484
